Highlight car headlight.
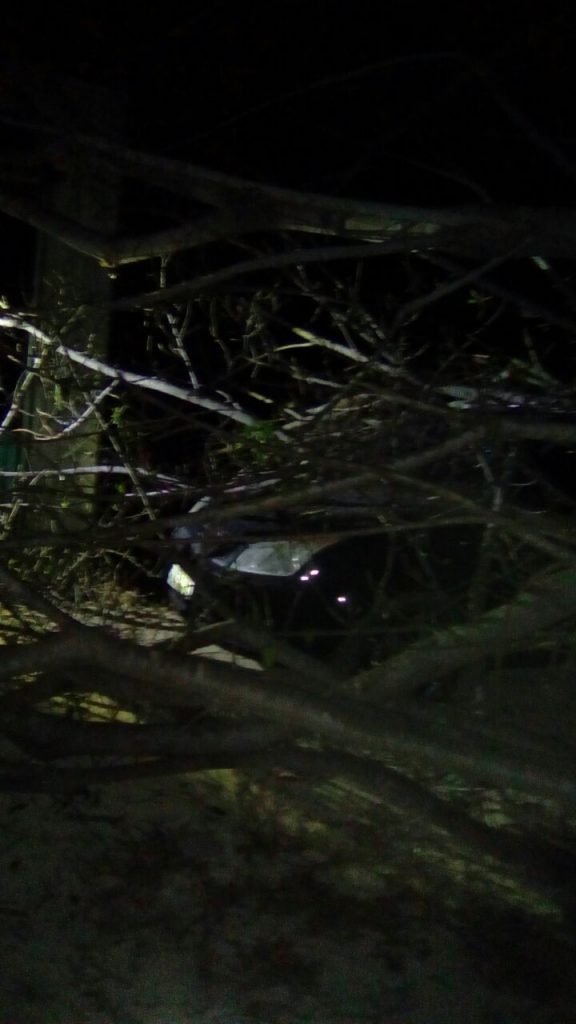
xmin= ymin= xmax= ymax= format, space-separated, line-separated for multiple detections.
xmin=167 ymin=563 xmax=196 ymax=598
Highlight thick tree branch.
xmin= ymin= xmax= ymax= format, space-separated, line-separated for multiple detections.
xmin=0 ymin=707 xmax=289 ymax=759
xmin=0 ymin=562 xmax=77 ymax=629
xmin=352 ymin=567 xmax=576 ymax=699
xmin=1 ymin=614 xmax=573 ymax=808
xmin=3 ymin=133 xmax=576 ymax=274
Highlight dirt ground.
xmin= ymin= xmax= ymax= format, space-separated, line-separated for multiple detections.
xmin=0 ymin=757 xmax=573 ymax=1024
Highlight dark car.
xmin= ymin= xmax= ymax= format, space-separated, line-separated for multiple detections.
xmin=167 ymin=487 xmax=391 ymax=649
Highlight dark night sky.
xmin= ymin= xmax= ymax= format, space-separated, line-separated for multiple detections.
xmin=1 ymin=3 xmax=576 ymax=340
xmin=2 ymin=3 xmax=575 ymax=202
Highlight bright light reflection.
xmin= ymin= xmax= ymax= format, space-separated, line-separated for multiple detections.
xmin=309 ymin=568 xmax=320 ymax=576
xmin=336 ymin=595 xmax=348 ymax=603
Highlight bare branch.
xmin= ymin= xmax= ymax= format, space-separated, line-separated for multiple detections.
xmin=0 ymin=315 xmax=273 ymax=431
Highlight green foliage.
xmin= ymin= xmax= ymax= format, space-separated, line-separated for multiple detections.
xmin=227 ymin=420 xmax=284 ymax=469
